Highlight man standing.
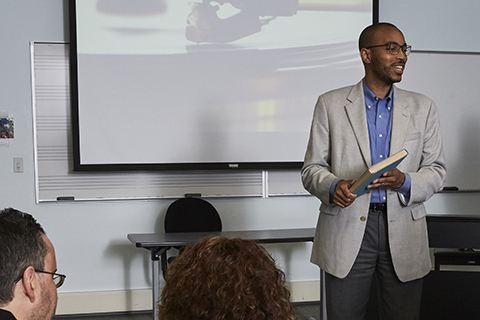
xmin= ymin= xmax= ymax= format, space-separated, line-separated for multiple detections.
xmin=302 ymin=23 xmax=446 ymax=320
xmin=0 ymin=208 xmax=66 ymax=320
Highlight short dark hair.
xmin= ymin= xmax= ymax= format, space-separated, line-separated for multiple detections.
xmin=0 ymin=208 xmax=47 ymax=306
xmin=358 ymin=22 xmax=399 ymax=51
xmin=159 ymin=236 xmax=295 ymax=320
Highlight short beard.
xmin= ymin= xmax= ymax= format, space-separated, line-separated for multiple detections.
xmin=28 ymin=282 xmax=57 ymax=320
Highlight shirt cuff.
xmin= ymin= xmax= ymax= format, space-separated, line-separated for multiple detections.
xmin=396 ymin=173 xmax=411 ymax=199
xmin=330 ymin=178 xmax=341 ymax=203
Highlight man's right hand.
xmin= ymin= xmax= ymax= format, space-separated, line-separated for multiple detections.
xmin=333 ymin=179 xmax=357 ymax=208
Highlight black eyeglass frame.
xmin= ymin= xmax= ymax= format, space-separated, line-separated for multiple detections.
xmin=14 ymin=269 xmax=66 ymax=288
xmin=365 ymin=42 xmax=412 ymax=56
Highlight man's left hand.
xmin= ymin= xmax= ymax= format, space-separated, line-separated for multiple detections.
xmin=368 ymin=168 xmax=405 ymax=189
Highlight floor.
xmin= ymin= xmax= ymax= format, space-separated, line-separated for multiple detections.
xmin=53 ymin=301 xmax=320 ymax=320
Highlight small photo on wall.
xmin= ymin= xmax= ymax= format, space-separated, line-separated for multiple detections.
xmin=0 ymin=117 xmax=14 ymax=139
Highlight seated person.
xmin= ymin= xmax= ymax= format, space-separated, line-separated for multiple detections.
xmin=0 ymin=207 xmax=65 ymax=320
xmin=158 ymin=235 xmax=295 ymax=320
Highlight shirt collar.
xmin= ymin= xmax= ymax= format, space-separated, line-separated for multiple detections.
xmin=363 ymin=79 xmax=393 ymax=103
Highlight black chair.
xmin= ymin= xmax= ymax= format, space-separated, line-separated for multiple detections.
xmin=161 ymin=196 xmax=222 ymax=276
xmin=164 ymin=197 xmax=222 ymax=233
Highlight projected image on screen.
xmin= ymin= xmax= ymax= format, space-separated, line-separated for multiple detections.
xmin=71 ymin=0 xmax=372 ymax=170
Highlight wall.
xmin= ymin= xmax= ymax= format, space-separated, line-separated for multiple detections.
xmin=1 ymin=1 xmax=321 ymax=314
xmin=2 ymin=0 xmax=480 ymax=315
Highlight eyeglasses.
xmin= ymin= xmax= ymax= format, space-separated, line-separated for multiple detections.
xmin=14 ymin=269 xmax=66 ymax=288
xmin=366 ymin=42 xmax=412 ymax=56
xmin=36 ymin=270 xmax=66 ymax=288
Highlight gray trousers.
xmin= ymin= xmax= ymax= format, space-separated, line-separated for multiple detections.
xmin=325 ymin=209 xmax=423 ymax=320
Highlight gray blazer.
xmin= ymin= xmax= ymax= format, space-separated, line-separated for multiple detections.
xmin=302 ymin=80 xmax=446 ymax=282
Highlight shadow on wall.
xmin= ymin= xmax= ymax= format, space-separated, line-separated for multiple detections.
xmin=105 ymin=241 xmax=152 ymax=309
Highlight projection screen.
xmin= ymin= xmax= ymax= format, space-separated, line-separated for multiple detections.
xmin=70 ymin=0 xmax=374 ymax=170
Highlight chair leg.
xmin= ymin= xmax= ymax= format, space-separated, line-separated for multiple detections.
xmin=161 ymin=250 xmax=168 ymax=280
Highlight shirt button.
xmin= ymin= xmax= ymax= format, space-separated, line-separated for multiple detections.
xmin=379 ymin=115 xmax=382 ymax=118
xmin=379 ymin=155 xmax=384 ymax=159
xmin=360 ymin=216 xmax=367 ymax=222
xmin=368 ymin=105 xmax=372 ymax=109
xmin=379 ymin=134 xmax=383 ymax=138
xmin=383 ymin=197 xmax=386 ymax=201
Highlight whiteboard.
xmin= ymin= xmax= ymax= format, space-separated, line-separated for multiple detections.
xmin=398 ymin=51 xmax=480 ymax=190
xmin=380 ymin=0 xmax=480 ymax=53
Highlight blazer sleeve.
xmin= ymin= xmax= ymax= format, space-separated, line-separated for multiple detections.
xmin=404 ymin=97 xmax=447 ymax=205
xmin=301 ymin=94 xmax=337 ymax=205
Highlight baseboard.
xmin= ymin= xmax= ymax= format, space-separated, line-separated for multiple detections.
xmin=56 ymin=280 xmax=320 ymax=315
xmin=56 ymin=289 xmax=152 ymax=315
xmin=288 ymin=280 xmax=321 ymax=303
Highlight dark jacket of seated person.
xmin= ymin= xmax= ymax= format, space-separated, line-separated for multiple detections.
xmin=158 ymin=235 xmax=295 ymax=320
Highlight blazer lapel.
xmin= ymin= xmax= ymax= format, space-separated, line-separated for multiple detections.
xmin=345 ymin=81 xmax=371 ymax=167
xmin=390 ymin=86 xmax=411 ymax=154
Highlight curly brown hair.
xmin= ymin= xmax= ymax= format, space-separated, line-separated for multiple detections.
xmin=158 ymin=236 xmax=296 ymax=320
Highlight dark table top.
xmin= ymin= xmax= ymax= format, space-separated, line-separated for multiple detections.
xmin=128 ymin=215 xmax=480 ymax=250
xmin=128 ymin=228 xmax=316 ymax=249
xmin=427 ymin=214 xmax=480 ymax=222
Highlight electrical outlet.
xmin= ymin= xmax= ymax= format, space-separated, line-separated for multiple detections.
xmin=13 ymin=157 xmax=23 ymax=173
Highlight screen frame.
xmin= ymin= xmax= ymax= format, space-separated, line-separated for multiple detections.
xmin=69 ymin=0 xmax=378 ymax=172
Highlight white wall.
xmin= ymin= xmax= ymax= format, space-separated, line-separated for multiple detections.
xmin=2 ymin=0 xmax=480 ymax=315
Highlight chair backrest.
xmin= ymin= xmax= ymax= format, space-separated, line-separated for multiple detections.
xmin=164 ymin=197 xmax=222 ymax=233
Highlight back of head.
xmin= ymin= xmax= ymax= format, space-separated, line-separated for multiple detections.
xmin=159 ymin=236 xmax=295 ymax=320
xmin=0 ymin=208 xmax=47 ymax=306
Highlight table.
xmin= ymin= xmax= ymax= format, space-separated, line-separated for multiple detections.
xmin=128 ymin=228 xmax=317 ymax=320
xmin=129 ymin=215 xmax=480 ymax=320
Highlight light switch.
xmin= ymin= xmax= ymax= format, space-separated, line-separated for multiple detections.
xmin=13 ymin=157 xmax=23 ymax=173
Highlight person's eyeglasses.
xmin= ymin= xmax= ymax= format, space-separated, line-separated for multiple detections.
xmin=36 ymin=270 xmax=66 ymax=288
xmin=14 ymin=269 xmax=66 ymax=288
xmin=366 ymin=42 xmax=412 ymax=56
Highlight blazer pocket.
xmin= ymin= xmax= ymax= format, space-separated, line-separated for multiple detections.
xmin=410 ymin=204 xmax=427 ymax=221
